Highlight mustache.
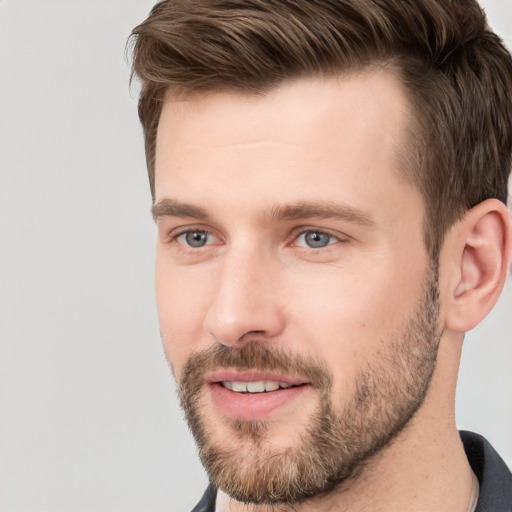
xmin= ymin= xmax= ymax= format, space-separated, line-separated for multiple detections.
xmin=179 ymin=342 xmax=332 ymax=402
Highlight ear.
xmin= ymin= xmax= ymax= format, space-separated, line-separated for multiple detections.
xmin=443 ymin=199 xmax=512 ymax=333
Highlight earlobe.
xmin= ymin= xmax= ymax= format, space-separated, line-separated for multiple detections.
xmin=444 ymin=199 xmax=512 ymax=333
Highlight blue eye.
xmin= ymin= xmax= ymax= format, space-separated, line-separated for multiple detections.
xmin=296 ymin=230 xmax=335 ymax=248
xmin=178 ymin=230 xmax=211 ymax=248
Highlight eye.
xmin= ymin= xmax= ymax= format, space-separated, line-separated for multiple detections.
xmin=294 ymin=230 xmax=337 ymax=249
xmin=176 ymin=230 xmax=214 ymax=248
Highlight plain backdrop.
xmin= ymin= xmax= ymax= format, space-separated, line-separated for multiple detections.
xmin=0 ymin=1 xmax=510 ymax=511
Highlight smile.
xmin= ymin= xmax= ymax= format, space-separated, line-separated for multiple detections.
xmin=206 ymin=372 xmax=310 ymax=420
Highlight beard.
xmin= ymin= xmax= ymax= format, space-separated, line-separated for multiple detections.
xmin=177 ymin=264 xmax=441 ymax=507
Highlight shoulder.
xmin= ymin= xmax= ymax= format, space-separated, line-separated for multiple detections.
xmin=460 ymin=431 xmax=512 ymax=511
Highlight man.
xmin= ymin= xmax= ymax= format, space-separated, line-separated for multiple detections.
xmin=129 ymin=1 xmax=512 ymax=510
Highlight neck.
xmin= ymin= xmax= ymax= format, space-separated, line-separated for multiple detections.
xmin=218 ymin=335 xmax=474 ymax=512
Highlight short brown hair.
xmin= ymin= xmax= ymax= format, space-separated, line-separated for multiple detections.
xmin=129 ymin=0 xmax=512 ymax=259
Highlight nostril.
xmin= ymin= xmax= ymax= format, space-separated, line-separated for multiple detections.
xmin=246 ymin=330 xmax=265 ymax=336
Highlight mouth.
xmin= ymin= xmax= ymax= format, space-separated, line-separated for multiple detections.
xmin=205 ymin=371 xmax=310 ymax=420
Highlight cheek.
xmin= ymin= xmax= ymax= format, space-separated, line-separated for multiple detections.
xmin=288 ymin=264 xmax=424 ymax=392
xmin=155 ymin=258 xmax=213 ymax=377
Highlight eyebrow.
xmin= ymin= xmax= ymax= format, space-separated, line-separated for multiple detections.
xmin=152 ymin=198 xmax=209 ymax=221
xmin=266 ymin=202 xmax=375 ymax=227
xmin=152 ymin=198 xmax=375 ymax=227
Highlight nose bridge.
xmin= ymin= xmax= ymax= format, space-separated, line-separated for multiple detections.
xmin=204 ymin=241 xmax=284 ymax=346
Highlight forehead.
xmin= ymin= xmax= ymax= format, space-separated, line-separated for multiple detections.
xmin=154 ymin=70 xmax=416 ymax=216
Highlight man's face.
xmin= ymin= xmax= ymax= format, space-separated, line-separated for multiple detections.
xmin=154 ymin=72 xmax=441 ymax=504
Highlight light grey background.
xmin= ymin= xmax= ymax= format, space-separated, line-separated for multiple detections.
xmin=0 ymin=1 xmax=510 ymax=511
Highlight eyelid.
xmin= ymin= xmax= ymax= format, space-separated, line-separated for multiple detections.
xmin=176 ymin=229 xmax=220 ymax=248
xmin=289 ymin=226 xmax=346 ymax=247
xmin=158 ymin=222 xmax=218 ymax=244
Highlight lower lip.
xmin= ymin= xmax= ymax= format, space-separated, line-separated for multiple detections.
xmin=208 ymin=383 xmax=310 ymax=421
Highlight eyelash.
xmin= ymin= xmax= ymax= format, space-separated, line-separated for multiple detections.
xmin=165 ymin=226 xmax=216 ymax=248
xmin=291 ymin=229 xmax=341 ymax=249
xmin=169 ymin=227 xmax=343 ymax=251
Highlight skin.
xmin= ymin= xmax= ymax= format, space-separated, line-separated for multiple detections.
xmin=153 ymin=70 xmax=511 ymax=511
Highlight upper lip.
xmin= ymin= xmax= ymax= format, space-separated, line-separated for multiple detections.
xmin=205 ymin=369 xmax=309 ymax=386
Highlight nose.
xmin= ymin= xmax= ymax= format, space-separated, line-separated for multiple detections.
xmin=203 ymin=248 xmax=286 ymax=348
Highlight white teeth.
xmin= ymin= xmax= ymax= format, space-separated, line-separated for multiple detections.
xmin=247 ymin=381 xmax=265 ymax=393
xmin=231 ymin=382 xmax=248 ymax=392
xmin=264 ymin=381 xmax=280 ymax=392
xmin=222 ymin=381 xmax=294 ymax=393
